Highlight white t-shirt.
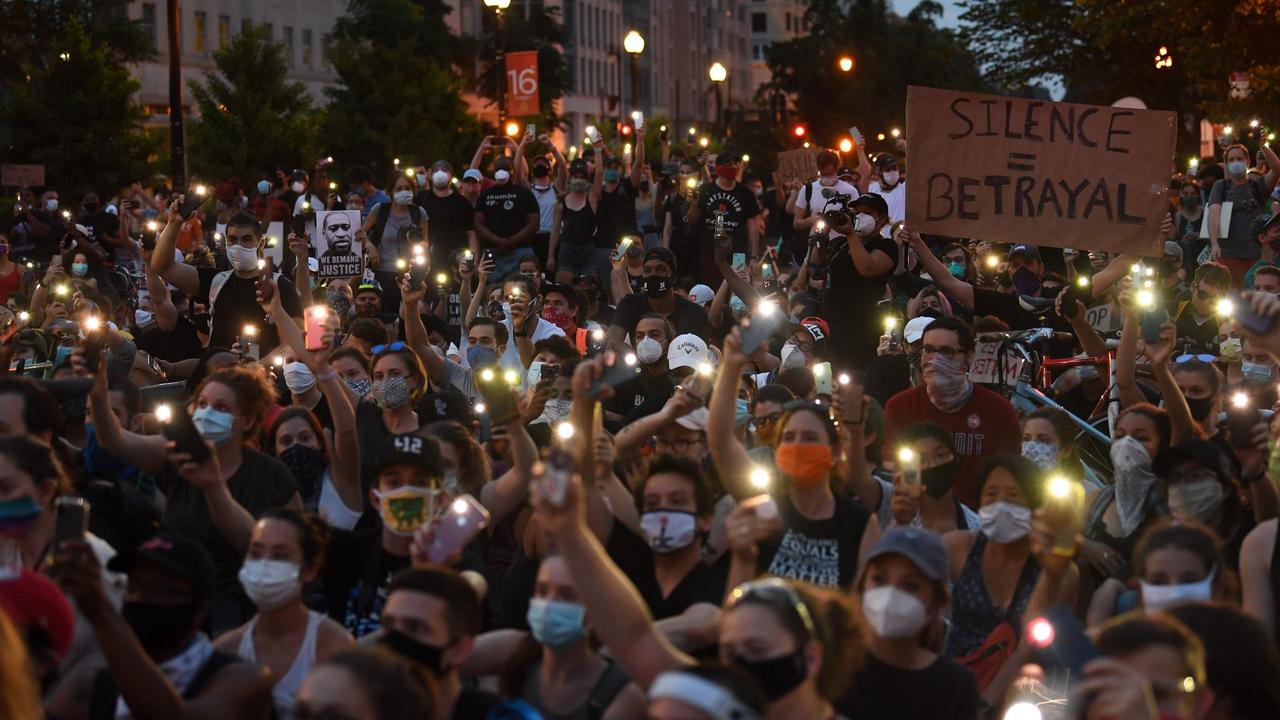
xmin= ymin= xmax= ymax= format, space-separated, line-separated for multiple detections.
xmin=795 ymin=178 xmax=860 ymax=240
xmin=868 ymin=180 xmax=907 ymax=223
xmin=530 ymin=182 xmax=558 ymax=233
xmin=292 ymin=193 xmax=326 ymax=216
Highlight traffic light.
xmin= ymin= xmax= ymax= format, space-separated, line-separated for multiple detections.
xmin=793 ymin=124 xmax=806 ymax=138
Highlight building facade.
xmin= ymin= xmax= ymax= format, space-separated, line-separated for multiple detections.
xmin=749 ymin=0 xmax=809 ymax=93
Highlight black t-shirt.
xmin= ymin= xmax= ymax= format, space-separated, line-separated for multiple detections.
xmin=197 ymin=268 xmax=302 ymax=350
xmin=606 ymin=523 xmax=728 ymax=619
xmin=822 ymin=234 xmax=899 ymax=368
xmin=135 ymin=317 xmax=204 ymax=364
xmin=757 ymin=488 xmax=871 ymax=589
xmin=1176 ymin=302 xmax=1220 ymax=348
xmin=81 ymin=211 xmax=120 ymax=258
xmin=696 ymin=181 xmax=759 ymax=253
xmin=610 ymin=292 xmax=711 ymax=341
xmin=866 ymin=353 xmax=912 ymax=410
xmin=452 ymin=687 xmax=504 ymax=720
xmin=476 ymin=183 xmax=539 ymax=242
xmin=597 ymin=178 xmax=639 ymax=248
xmin=607 ymin=372 xmax=676 ymax=420
xmin=326 ymin=527 xmax=410 ymax=637
xmin=973 ymin=287 xmax=1040 ymax=330
xmin=418 ymin=190 xmax=474 ymax=257
xmin=356 ymin=399 xmax=396 ymax=490
xmin=838 ymin=654 xmax=980 ymax=720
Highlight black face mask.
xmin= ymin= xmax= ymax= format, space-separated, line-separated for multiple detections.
xmin=82 ymin=203 xmax=99 ymax=216
xmin=380 ymin=629 xmax=448 ymax=676
xmin=192 ymin=312 xmax=211 ymax=334
xmin=122 ymin=601 xmax=199 ymax=656
xmin=922 ymin=458 xmax=962 ymax=499
xmin=279 ymin=444 xmax=326 ymax=509
xmin=643 ymin=274 xmax=671 ymax=298
xmin=732 ymin=650 xmax=807 ymax=701
xmin=1185 ymin=396 xmax=1214 ymax=422
xmin=639 ymin=180 xmax=651 ymax=193
xmin=532 ymin=164 xmax=550 ymax=178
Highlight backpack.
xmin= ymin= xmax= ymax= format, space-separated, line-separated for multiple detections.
xmin=208 ymin=269 xmax=282 ymax=330
xmin=368 ymin=202 xmax=422 ymax=247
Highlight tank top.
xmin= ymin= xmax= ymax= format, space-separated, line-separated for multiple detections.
xmin=944 ymin=533 xmax=1040 ymax=658
xmin=520 ymin=658 xmax=631 ymax=720
xmin=0 ymin=262 xmax=21 ymax=305
xmin=237 ymin=610 xmax=324 ymax=720
xmin=560 ymin=195 xmax=598 ymax=247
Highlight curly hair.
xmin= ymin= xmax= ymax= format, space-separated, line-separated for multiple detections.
xmin=194 ymin=364 xmax=278 ymax=440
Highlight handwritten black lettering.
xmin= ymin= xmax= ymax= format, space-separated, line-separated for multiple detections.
xmin=978 ymin=100 xmax=997 ymax=136
xmin=1036 ymin=178 xmax=1064 ymax=217
xmin=1049 ymin=105 xmax=1074 ymax=144
xmin=1024 ymin=101 xmax=1044 ymax=142
xmin=948 ymin=98 xmax=973 ymax=139
xmin=1003 ymin=102 xmax=1022 ymax=140
xmin=1014 ymin=177 xmax=1036 ymax=217
xmin=927 ymin=173 xmax=955 ymax=221
xmin=1077 ymin=108 xmax=1099 ymax=148
xmin=984 ymin=176 xmax=1011 ymax=215
xmin=1116 ymin=182 xmax=1145 ymax=224
xmin=1057 ymin=179 xmax=1091 ymax=219
xmin=1106 ymin=111 xmax=1133 ymax=154
xmin=1084 ymin=178 xmax=1113 ymax=221
xmin=957 ymin=177 xmax=980 ymax=219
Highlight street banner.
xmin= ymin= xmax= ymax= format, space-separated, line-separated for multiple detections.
xmin=506 ymin=51 xmax=540 ymax=117
xmin=906 ymin=86 xmax=1176 ymax=256
xmin=776 ymin=149 xmax=820 ymax=183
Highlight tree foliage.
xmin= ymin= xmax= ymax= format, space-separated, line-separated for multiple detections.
xmin=471 ymin=2 xmax=572 ymax=128
xmin=187 ymin=24 xmax=320 ymax=184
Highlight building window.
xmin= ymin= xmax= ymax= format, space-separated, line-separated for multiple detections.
xmin=218 ymin=15 xmax=230 ymax=49
xmin=321 ymin=33 xmax=332 ymax=69
xmin=283 ymin=26 xmax=294 ymax=65
xmin=193 ymin=11 xmax=207 ymax=54
xmin=751 ymin=12 xmax=766 ymax=33
xmin=785 ymin=13 xmax=792 ymax=32
xmin=266 ymin=23 xmax=274 ymax=42
xmin=302 ymin=29 xmax=313 ymax=67
xmin=140 ymin=3 xmax=157 ymax=51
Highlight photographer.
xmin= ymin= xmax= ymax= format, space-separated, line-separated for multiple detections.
xmin=821 ymin=192 xmax=897 ymax=370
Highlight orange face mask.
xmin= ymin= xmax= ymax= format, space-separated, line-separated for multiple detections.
xmin=775 ymin=443 xmax=833 ymax=490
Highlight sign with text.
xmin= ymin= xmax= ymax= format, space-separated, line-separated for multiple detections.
xmin=313 ymin=210 xmax=363 ymax=279
xmin=1 ymin=164 xmax=45 ymax=187
xmin=969 ymin=341 xmax=1025 ymax=388
xmin=506 ymin=51 xmax=540 ymax=117
xmin=906 ymin=86 xmax=1176 ymax=255
xmin=776 ymin=149 xmax=820 ymax=183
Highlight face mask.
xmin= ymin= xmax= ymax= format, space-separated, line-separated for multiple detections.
xmin=540 ymin=398 xmax=572 ymax=424
xmin=603 ymin=168 xmax=622 ymax=183
xmin=466 ymin=345 xmax=498 ymax=369
xmin=191 ymin=406 xmax=237 ymax=445
xmin=775 ymin=443 xmax=833 ymax=490
xmin=923 ymin=355 xmax=971 ymax=412
xmin=283 ymin=361 xmax=317 ymax=394
xmin=372 ymin=376 xmax=412 ymax=410
xmin=71 ymin=262 xmax=88 ymax=278
xmin=494 ymin=169 xmax=511 ymax=184
xmin=1012 ymin=266 xmax=1041 ymax=296
xmin=257 ymin=180 xmax=272 ymax=195
xmin=432 ymin=170 xmax=450 ymax=187
xmin=568 ymin=178 xmax=589 ymax=193
xmin=1242 ymin=360 xmax=1274 ymax=385
xmin=227 ymin=243 xmax=260 ymax=273
xmin=640 ymin=510 xmax=697 ymax=553
xmin=374 ymin=485 xmax=441 ymax=536
xmin=780 ymin=341 xmax=807 ymax=370
xmin=735 ymin=398 xmax=750 ymax=427
xmin=526 ymin=598 xmax=586 ymax=648
xmin=978 ymin=501 xmax=1032 ymax=543
xmin=291 ymin=181 xmax=306 ymax=194
xmin=1110 ymin=435 xmax=1158 ymax=536
xmin=640 ymin=180 xmax=652 ymax=193
xmin=238 ymin=559 xmax=301 ymax=611
xmin=715 ymin=165 xmax=738 ymax=180
xmin=122 ymin=601 xmax=199 ymax=656
xmin=1141 ymin=568 xmax=1216 ymax=612
xmin=862 ymin=586 xmax=928 ymax=639
xmin=414 ymin=173 xmax=428 ymax=188
xmin=279 ymin=444 xmax=326 ymax=507
xmin=380 ymin=630 xmax=447 ymax=676
xmin=921 ymin=458 xmax=960 ymax=499
xmin=634 ymin=337 xmax=664 ymax=366
xmin=853 ymin=213 xmax=876 ymax=235
xmin=532 ymin=164 xmax=551 ymax=179
xmin=1184 ymin=396 xmax=1214 ymax=423
xmin=527 ymin=361 xmax=545 ymax=387
xmin=1228 ymin=160 xmax=1247 ymax=178
xmin=1219 ymin=337 xmax=1242 ymax=362
xmin=881 ymin=170 xmax=900 ymax=186
xmin=732 ymin=651 xmax=807 ymax=701
xmin=345 ymin=377 xmax=373 ymax=397
xmin=0 ymin=495 xmax=42 ymax=538
xmin=1182 ymin=195 xmax=1202 ymax=211
xmin=393 ymin=190 xmax=414 ymax=205
xmin=1021 ymin=440 xmax=1058 ymax=470
xmin=45 ymin=198 xmax=60 ymax=213
xmin=1167 ymin=478 xmax=1224 ymax=523
xmin=134 ymin=309 xmax=156 ymax=329
xmin=948 ymin=261 xmax=966 ymax=279
xmin=642 ymin=274 xmax=671 ymax=298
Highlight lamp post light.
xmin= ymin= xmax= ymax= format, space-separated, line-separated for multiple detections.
xmin=708 ymin=62 xmax=727 ymax=133
xmin=623 ymin=30 xmax=645 ymax=117
xmin=484 ymin=0 xmax=512 ymax=124
xmin=837 ymin=56 xmax=854 ymax=73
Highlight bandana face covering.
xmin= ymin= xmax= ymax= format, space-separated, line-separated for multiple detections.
xmin=1109 ymin=436 xmax=1159 ymax=536
xmin=775 ymin=443 xmax=833 ymax=490
xmin=923 ymin=355 xmax=971 ymax=412
xmin=374 ymin=486 xmax=441 ymax=536
xmin=1167 ymin=478 xmax=1224 ymax=523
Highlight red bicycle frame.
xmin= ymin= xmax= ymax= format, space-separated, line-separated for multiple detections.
xmin=1039 ymin=351 xmax=1115 ymax=423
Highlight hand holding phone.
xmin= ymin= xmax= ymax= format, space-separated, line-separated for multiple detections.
xmin=305 ymin=306 xmax=330 ymax=351
xmin=423 ymin=495 xmax=490 ymax=565
xmin=158 ymin=404 xmax=211 ymax=464
xmin=54 ymin=496 xmax=90 ymax=551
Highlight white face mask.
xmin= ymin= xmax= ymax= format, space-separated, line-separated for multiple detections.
xmin=495 ymin=169 xmax=511 ymax=184
xmin=882 ymin=170 xmax=900 ymax=186
xmin=291 ymin=181 xmax=306 ymax=194
xmin=527 ymin=360 xmax=545 ymax=387
xmin=640 ymin=510 xmax=697 ymax=553
xmin=853 ymin=212 xmax=876 ymax=235
xmin=636 ymin=337 xmax=664 ymax=365
xmin=780 ymin=341 xmax=806 ymax=370
xmin=1141 ymin=567 xmax=1216 ymax=612
xmin=238 ymin=559 xmax=301 ymax=611
xmin=432 ymin=170 xmax=450 ymax=187
xmin=978 ymin=501 xmax=1032 ymax=543
xmin=1167 ymin=478 xmax=1225 ymax=523
xmin=134 ymin=309 xmax=156 ymax=329
xmin=861 ymin=586 xmax=928 ymax=639
xmin=227 ymin=243 xmax=260 ymax=273
xmin=393 ymin=190 xmax=413 ymax=205
xmin=284 ymin=361 xmax=317 ymax=394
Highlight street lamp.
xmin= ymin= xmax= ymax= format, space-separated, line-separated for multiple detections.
xmin=837 ymin=56 xmax=854 ymax=73
xmin=624 ymin=30 xmax=645 ymax=118
xmin=708 ymin=62 xmax=727 ymax=132
xmin=485 ymin=0 xmax=511 ymax=123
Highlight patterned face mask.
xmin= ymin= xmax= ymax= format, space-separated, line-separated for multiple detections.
xmin=372 ymin=376 xmax=411 ymax=410
xmin=1021 ymin=440 xmax=1058 ymax=470
xmin=373 ymin=485 xmax=441 ymax=536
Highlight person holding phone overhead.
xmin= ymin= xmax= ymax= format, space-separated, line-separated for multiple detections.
xmin=151 ymin=203 xmax=302 ymax=352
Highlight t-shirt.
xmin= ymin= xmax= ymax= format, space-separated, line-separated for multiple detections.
xmin=356 ymin=399 xmax=398 ymax=490
xmin=418 ymin=190 xmax=474 ymax=257
xmin=196 ymin=268 xmax=302 ymax=350
xmin=597 ymin=178 xmax=640 ymax=248
xmin=327 ymin=529 xmax=409 ymax=638
xmin=795 ymin=179 xmax=860 ymax=241
xmin=757 ymin=489 xmax=871 ymax=589
xmin=608 ymin=373 xmax=677 ymax=419
xmin=610 ymin=292 xmax=711 ymax=342
xmin=868 ymin=180 xmax=907 ymax=223
xmin=695 ymin=181 xmax=760 ymax=253
xmin=1208 ymin=177 xmax=1268 ymax=259
xmin=838 ymin=653 xmax=980 ymax=720
xmin=605 ymin=523 xmax=728 ymax=619
xmin=1174 ymin=302 xmax=1220 ymax=348
xmin=451 ymin=687 xmax=504 ymax=720
xmin=135 ymin=318 xmax=204 ymax=364
xmin=972 ymin=287 xmax=1041 ymax=330
xmin=529 ymin=183 xmax=559 ymax=234
xmin=883 ymin=384 xmax=1021 ymax=508
xmin=822 ymin=233 xmax=899 ymax=369
xmin=368 ymin=202 xmax=427 ymax=272
xmin=476 ymin=183 xmax=539 ymax=248
xmin=81 ymin=211 xmax=120 ymax=258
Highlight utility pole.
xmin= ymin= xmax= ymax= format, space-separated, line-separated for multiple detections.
xmin=166 ymin=0 xmax=186 ymax=189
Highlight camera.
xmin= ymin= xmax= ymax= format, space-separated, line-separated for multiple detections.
xmin=819 ymin=188 xmax=854 ymax=228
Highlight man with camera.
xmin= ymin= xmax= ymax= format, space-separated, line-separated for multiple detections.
xmin=822 ymin=192 xmax=898 ymax=370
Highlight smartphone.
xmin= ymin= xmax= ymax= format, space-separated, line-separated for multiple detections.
xmin=481 ymin=248 xmax=495 ymax=266
xmin=159 ymin=404 xmax=211 ymax=463
xmin=740 ymin=494 xmax=779 ymax=521
xmin=1060 ymin=276 xmax=1091 ymax=319
xmin=476 ymin=366 xmax=521 ymax=425
xmin=897 ymin=447 xmax=921 ymax=495
xmin=291 ymin=213 xmax=307 ymax=238
xmin=848 ymin=126 xmax=865 ymax=148
xmin=541 ymin=364 xmax=559 ymax=384
xmin=732 ymin=252 xmax=747 ymax=274
xmin=588 ymin=350 xmax=641 ymax=396
xmin=425 ymin=494 xmax=490 ymax=564
xmin=305 ymin=306 xmax=329 ymax=351
xmin=659 ymin=124 xmax=669 ymax=143
xmin=256 ymin=257 xmax=276 ymax=304
xmin=525 ymin=123 xmax=535 ymax=140
xmin=409 ymin=257 xmax=429 ymax=290
xmin=740 ymin=304 xmax=787 ymax=356
xmin=1029 ymin=605 xmax=1098 ymax=678
xmin=613 ymin=237 xmax=634 ymax=263
xmin=812 ymin=361 xmax=833 ymax=397
xmin=1227 ymin=393 xmax=1262 ymax=448
xmin=1140 ymin=307 xmax=1168 ymax=344
xmin=178 ymin=187 xmax=210 ymax=217
xmin=239 ymin=325 xmax=260 ymax=362
xmin=632 ymin=111 xmax=644 ymax=129
xmin=82 ymin=328 xmax=105 ymax=372
xmin=680 ymin=367 xmax=714 ymax=406
xmin=535 ymin=447 xmax=575 ymax=507
xmin=585 ymin=125 xmax=602 ymax=144
xmin=461 ymin=249 xmax=475 ymax=274
xmin=1234 ymin=292 xmax=1278 ymax=335
xmin=1045 ymin=476 xmax=1085 ymax=555
xmin=53 ymin=496 xmax=90 ymax=550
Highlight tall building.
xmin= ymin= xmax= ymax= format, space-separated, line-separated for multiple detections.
xmin=749 ymin=0 xmax=810 ymax=93
xmin=126 ymin=1 xmax=344 ymax=124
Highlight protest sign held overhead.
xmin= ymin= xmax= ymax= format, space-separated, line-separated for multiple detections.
xmin=313 ymin=210 xmax=364 ymax=279
xmin=906 ymin=86 xmax=1177 ymax=255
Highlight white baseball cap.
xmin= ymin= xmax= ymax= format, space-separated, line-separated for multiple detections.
xmin=668 ymin=333 xmax=710 ymax=371
xmin=904 ymin=316 xmax=935 ymax=344
xmin=687 ymin=284 xmax=715 ymax=307
xmin=675 ymin=407 xmax=710 ymax=431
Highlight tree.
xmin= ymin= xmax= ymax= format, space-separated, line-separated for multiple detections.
xmin=187 ymin=24 xmax=320 ymax=183
xmin=322 ymin=0 xmax=484 ymax=179
xmin=3 ymin=19 xmax=151 ymax=199
xmin=471 ymin=1 xmax=572 ymax=128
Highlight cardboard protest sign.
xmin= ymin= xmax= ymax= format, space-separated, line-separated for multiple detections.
xmin=2 ymin=164 xmax=44 ymax=187
xmin=777 ymin=149 xmax=820 ymax=183
xmin=906 ymin=86 xmax=1176 ymax=256
xmin=216 ymin=221 xmax=285 ymax=265
xmin=969 ymin=341 xmax=1025 ymax=388
xmin=313 ymin=210 xmax=364 ymax=279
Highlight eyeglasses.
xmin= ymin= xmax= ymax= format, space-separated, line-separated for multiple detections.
xmin=727 ymin=578 xmax=815 ymax=639
xmin=943 ymin=254 xmax=967 ymax=264
xmin=654 ymin=435 xmax=705 ymax=453
xmin=1174 ymin=353 xmax=1216 ymax=364
xmin=754 ymin=411 xmax=783 ymax=427
xmin=922 ymin=344 xmax=962 ymax=360
xmin=371 ymin=341 xmax=407 ymax=354
xmin=787 ymin=339 xmax=815 ymax=354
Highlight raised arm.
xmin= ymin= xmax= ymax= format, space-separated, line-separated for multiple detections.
xmin=290 ymin=233 xmax=313 ymax=307
xmin=308 ymin=324 xmax=363 ymax=513
xmin=398 ymin=277 xmax=447 ymax=385
xmin=1262 ymin=145 xmax=1280 ymax=194
xmin=144 ymin=254 xmax=179 ymax=333
xmin=1115 ymin=297 xmax=1148 ymax=410
xmin=80 ymin=349 xmax=169 ymax=475
xmin=836 ymin=380 xmax=883 ymax=512
xmin=546 ymin=136 xmax=569 ymax=195
xmin=1057 ymin=291 xmax=1109 ymax=359
xmin=629 ymin=126 xmax=646 ymax=187
xmin=1089 ymin=253 xmax=1139 ymax=299
xmin=904 ymin=227 xmax=974 ymax=309
xmin=479 ymin=413 xmax=537 ymax=526
xmin=150 ymin=202 xmax=201 ymax=298
xmin=707 ymin=327 xmax=761 ymax=499
xmin=613 ymin=392 xmax=697 ymax=461
xmin=469 ymin=137 xmax=492 ymax=173
xmin=1142 ymin=320 xmax=1197 ymax=445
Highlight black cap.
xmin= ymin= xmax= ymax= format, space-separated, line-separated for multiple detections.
xmin=541 ymin=281 xmax=580 ymax=309
xmin=416 ymin=389 xmax=476 ymax=425
xmin=604 ymin=154 xmax=622 ymax=167
xmin=644 ymin=247 xmax=679 ymax=275
xmin=1009 ymin=244 xmax=1042 ymax=262
xmin=875 ymin=154 xmax=899 ymax=169
xmin=715 ymin=151 xmax=739 ymax=165
xmin=1153 ymin=438 xmax=1231 ymax=483
xmin=1251 ymin=213 xmax=1280 ymax=239
xmin=374 ymin=434 xmax=443 ymax=477
xmin=108 ymin=532 xmax=217 ymax=598
xmin=836 ymin=166 xmax=855 ymax=178
xmin=851 ymin=192 xmax=889 ymax=217
xmin=568 ymin=159 xmax=589 ymax=176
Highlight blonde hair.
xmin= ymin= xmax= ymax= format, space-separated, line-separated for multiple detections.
xmin=0 ymin=610 xmax=41 ymax=720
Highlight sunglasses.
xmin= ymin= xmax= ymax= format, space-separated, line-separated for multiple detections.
xmin=1174 ymin=353 xmax=1216 ymax=364
xmin=371 ymin=341 xmax=407 ymax=354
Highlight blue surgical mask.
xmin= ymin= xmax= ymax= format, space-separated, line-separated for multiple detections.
xmin=467 ymin=345 xmax=498 ymax=369
xmin=1242 ymin=360 xmax=1274 ymax=385
xmin=257 ymin=180 xmax=272 ymax=195
xmin=947 ymin=261 xmax=966 ymax=279
xmin=735 ymin=398 xmax=750 ymax=427
xmin=71 ymin=262 xmax=88 ymax=278
xmin=191 ymin=406 xmax=237 ymax=446
xmin=1228 ymin=160 xmax=1247 ymax=178
xmin=603 ymin=168 xmax=622 ymax=183
xmin=729 ymin=295 xmax=748 ymax=316
xmin=526 ymin=598 xmax=586 ymax=648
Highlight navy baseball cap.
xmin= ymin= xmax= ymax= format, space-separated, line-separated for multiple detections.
xmin=865 ymin=527 xmax=948 ymax=581
xmin=1009 ymin=244 xmax=1042 ymax=262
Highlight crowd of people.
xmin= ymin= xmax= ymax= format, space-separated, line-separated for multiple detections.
xmin=4 ymin=122 xmax=1280 ymax=720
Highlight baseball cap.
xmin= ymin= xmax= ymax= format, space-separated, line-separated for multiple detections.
xmin=1251 ymin=212 xmax=1280 ymax=238
xmin=568 ymin=159 xmax=589 ymax=176
xmin=107 ymin=532 xmax=217 ymax=598
xmin=851 ymin=193 xmax=888 ymax=218
xmin=687 ymin=284 xmax=715 ymax=307
xmin=668 ymin=334 xmax=710 ymax=371
xmin=374 ymin=434 xmax=443 ymax=477
xmin=1009 ymin=244 xmax=1042 ymax=262
xmin=1163 ymin=241 xmax=1184 ymax=260
xmin=903 ymin=316 xmax=935 ymax=344
xmin=790 ymin=318 xmax=830 ymax=357
xmin=836 ymin=166 xmax=855 ymax=179
xmin=644 ymin=247 xmax=679 ymax=275
xmin=1152 ymin=438 xmax=1231 ymax=484
xmin=0 ymin=567 xmax=76 ymax=661
xmin=462 ymin=169 xmax=483 ymax=183
xmin=715 ymin=151 xmax=739 ymax=165
xmin=800 ymin=316 xmax=829 ymax=338
xmin=875 ymin=154 xmax=899 ymax=170
xmin=675 ymin=407 xmax=710 ymax=431
xmin=541 ymin=281 xmax=580 ymax=310
xmin=417 ymin=389 xmax=475 ymax=425
xmin=865 ymin=527 xmax=949 ymax=582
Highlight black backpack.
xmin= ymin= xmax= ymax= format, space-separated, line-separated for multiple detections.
xmin=368 ymin=202 xmax=422 ymax=247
